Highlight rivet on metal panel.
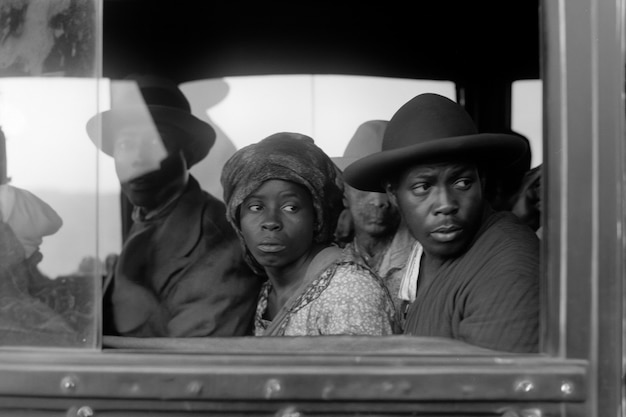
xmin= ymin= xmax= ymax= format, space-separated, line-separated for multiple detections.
xmin=60 ymin=376 xmax=78 ymax=392
xmin=265 ymin=378 xmax=282 ymax=398
xmin=381 ymin=381 xmax=394 ymax=392
xmin=76 ymin=406 xmax=94 ymax=417
xmin=128 ymin=382 xmax=141 ymax=394
xmin=321 ymin=383 xmax=334 ymax=399
xmin=275 ymin=405 xmax=302 ymax=417
xmin=560 ymin=381 xmax=574 ymax=395
xmin=520 ymin=408 xmax=542 ymax=417
xmin=187 ymin=380 xmax=203 ymax=396
xmin=514 ymin=379 xmax=535 ymax=393
xmin=500 ymin=407 xmax=542 ymax=417
xmin=501 ymin=409 xmax=522 ymax=417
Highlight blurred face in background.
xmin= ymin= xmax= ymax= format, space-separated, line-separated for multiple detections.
xmin=344 ymin=184 xmax=400 ymax=239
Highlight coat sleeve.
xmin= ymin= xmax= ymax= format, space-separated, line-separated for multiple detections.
xmin=109 ymin=277 xmax=168 ymax=336
xmin=111 ymin=187 xmax=262 ymax=338
xmin=457 ymin=220 xmax=540 ymax=353
xmin=164 ymin=237 xmax=260 ymax=337
xmin=162 ymin=209 xmax=261 ymax=337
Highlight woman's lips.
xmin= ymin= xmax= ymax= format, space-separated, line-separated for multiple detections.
xmin=257 ymin=242 xmax=286 ymax=253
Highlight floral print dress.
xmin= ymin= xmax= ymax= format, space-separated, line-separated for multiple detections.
xmin=254 ymin=248 xmax=400 ymax=336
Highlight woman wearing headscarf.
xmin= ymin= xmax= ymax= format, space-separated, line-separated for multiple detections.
xmin=221 ymin=132 xmax=399 ymax=336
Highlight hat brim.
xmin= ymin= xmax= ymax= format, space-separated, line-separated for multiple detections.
xmin=86 ymin=106 xmax=216 ymax=167
xmin=343 ymin=133 xmax=529 ymax=192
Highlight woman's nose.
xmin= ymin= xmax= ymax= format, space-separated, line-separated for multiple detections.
xmin=262 ymin=221 xmax=281 ymax=231
xmin=261 ymin=209 xmax=282 ymax=231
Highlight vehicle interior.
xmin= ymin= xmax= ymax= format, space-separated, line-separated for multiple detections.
xmin=0 ymin=0 xmax=623 ymax=416
xmin=102 ymin=1 xmax=540 ymax=132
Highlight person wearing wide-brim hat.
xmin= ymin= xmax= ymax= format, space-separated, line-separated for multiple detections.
xmin=343 ymin=93 xmax=540 ymax=353
xmin=86 ymin=74 xmax=260 ymax=338
xmin=332 ymin=120 xmax=414 ymax=329
xmin=332 ymin=120 xmax=399 ymax=247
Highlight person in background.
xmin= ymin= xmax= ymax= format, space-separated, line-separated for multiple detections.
xmin=332 ymin=120 xmax=414 ymax=328
xmin=510 ymin=164 xmax=542 ymax=236
xmin=0 ymin=182 xmax=82 ymax=346
xmin=221 ymin=132 xmax=399 ymax=336
xmin=482 ymin=132 xmax=543 ymax=236
xmin=344 ymin=93 xmax=539 ymax=353
xmin=86 ymin=74 xmax=260 ymax=337
xmin=483 ymin=132 xmax=531 ymax=213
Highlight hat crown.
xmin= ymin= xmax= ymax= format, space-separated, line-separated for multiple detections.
xmin=87 ymin=74 xmax=216 ymax=168
xmin=126 ymin=74 xmax=191 ymax=113
xmin=343 ymin=120 xmax=388 ymax=158
xmin=383 ymin=93 xmax=477 ymax=151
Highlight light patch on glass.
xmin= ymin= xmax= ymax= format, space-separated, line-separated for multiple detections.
xmin=110 ymin=80 xmax=167 ymax=182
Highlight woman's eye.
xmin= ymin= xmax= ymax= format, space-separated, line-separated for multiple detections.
xmin=282 ymin=204 xmax=298 ymax=213
xmin=247 ymin=204 xmax=262 ymax=212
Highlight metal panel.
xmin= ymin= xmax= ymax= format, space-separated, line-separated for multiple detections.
xmin=542 ymin=0 xmax=625 ymax=416
xmin=0 ymin=340 xmax=587 ymax=415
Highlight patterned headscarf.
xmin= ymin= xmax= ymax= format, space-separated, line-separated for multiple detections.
xmin=221 ymin=132 xmax=344 ymax=272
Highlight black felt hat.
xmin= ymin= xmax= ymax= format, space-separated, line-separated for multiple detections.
xmin=343 ymin=93 xmax=528 ymax=192
xmin=86 ymin=75 xmax=215 ymax=167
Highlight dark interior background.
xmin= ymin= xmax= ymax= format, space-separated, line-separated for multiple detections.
xmin=102 ymin=1 xmax=541 ymax=132
xmin=102 ymin=1 xmax=540 ymax=81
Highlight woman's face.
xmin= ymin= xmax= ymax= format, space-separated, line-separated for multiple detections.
xmin=239 ymin=179 xmax=316 ymax=271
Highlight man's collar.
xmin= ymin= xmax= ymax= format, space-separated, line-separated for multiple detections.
xmin=132 ymin=181 xmax=188 ymax=223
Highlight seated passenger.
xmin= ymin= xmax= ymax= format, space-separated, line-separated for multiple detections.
xmin=86 ymin=75 xmax=260 ymax=337
xmin=510 ymin=164 xmax=542 ymax=236
xmin=344 ymin=93 xmax=540 ymax=353
xmin=0 ymin=183 xmax=80 ymax=346
xmin=483 ymin=132 xmax=532 ymax=214
xmin=481 ymin=133 xmax=543 ymax=236
xmin=220 ymin=132 xmax=400 ymax=336
xmin=332 ymin=120 xmax=414 ymax=329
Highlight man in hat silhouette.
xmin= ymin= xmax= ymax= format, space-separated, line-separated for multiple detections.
xmin=344 ymin=93 xmax=539 ymax=353
xmin=86 ymin=75 xmax=260 ymax=337
xmin=333 ymin=120 xmax=414 ymax=328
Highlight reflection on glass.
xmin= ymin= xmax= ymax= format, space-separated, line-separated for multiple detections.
xmin=0 ymin=79 xmax=101 ymax=348
xmin=0 ymin=0 xmax=99 ymax=348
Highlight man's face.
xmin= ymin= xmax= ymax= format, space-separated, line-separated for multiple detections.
xmin=113 ymin=124 xmax=168 ymax=182
xmin=114 ymin=124 xmax=187 ymax=210
xmin=386 ymin=161 xmax=484 ymax=260
xmin=344 ymin=184 xmax=399 ymax=239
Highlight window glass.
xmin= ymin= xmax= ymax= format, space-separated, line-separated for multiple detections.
xmin=512 ymin=79 xmax=543 ymax=168
xmin=181 ymin=75 xmax=456 ymax=198
xmin=0 ymin=0 xmax=99 ymax=348
xmin=0 ymin=69 xmax=453 ymax=348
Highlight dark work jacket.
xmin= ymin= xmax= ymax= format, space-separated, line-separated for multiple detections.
xmin=104 ymin=176 xmax=260 ymax=337
xmin=403 ymin=210 xmax=540 ymax=353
